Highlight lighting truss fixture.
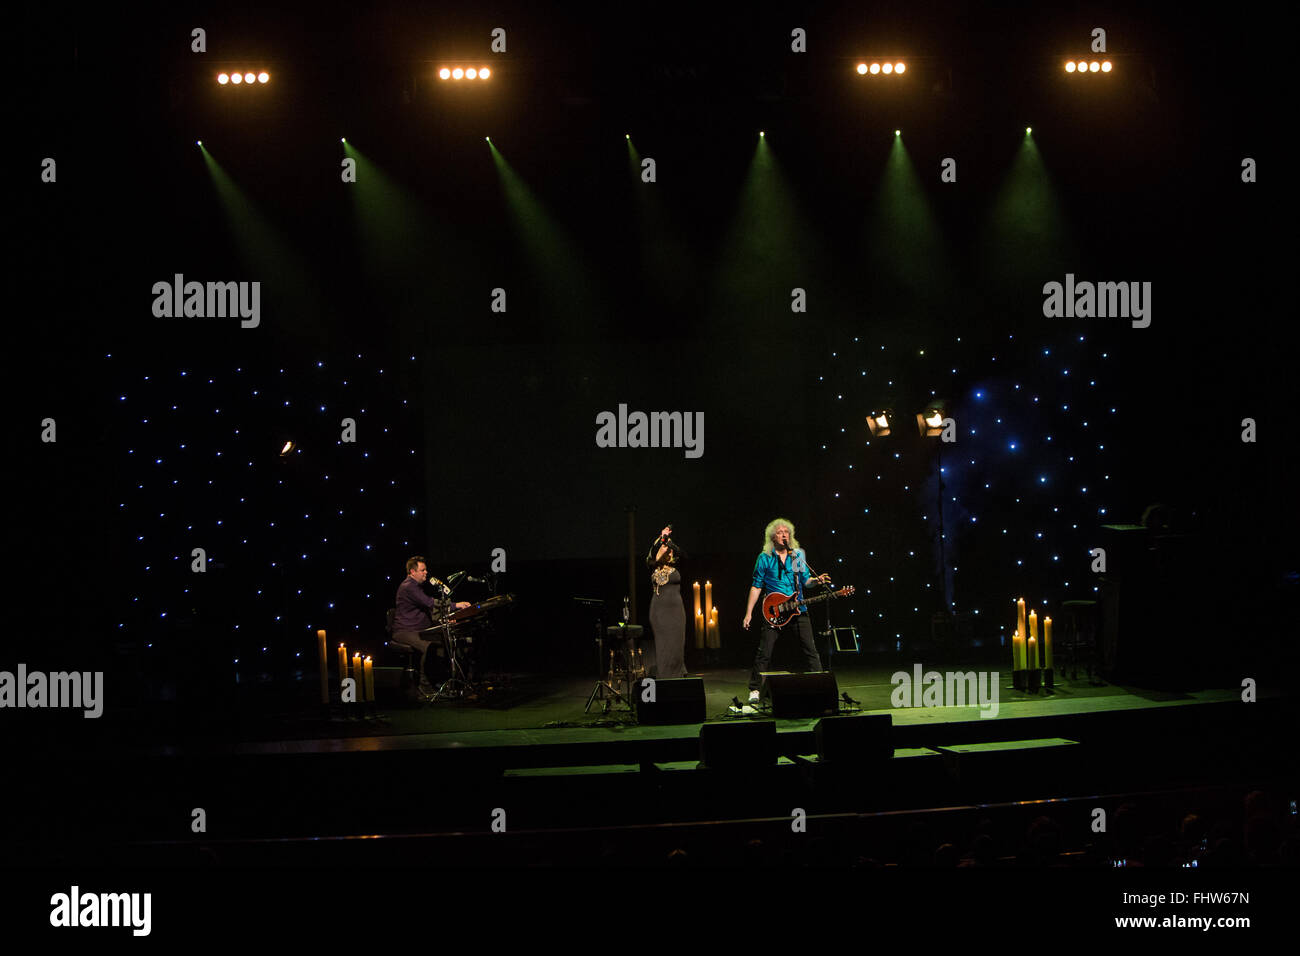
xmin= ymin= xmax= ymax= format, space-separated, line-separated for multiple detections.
xmin=217 ymin=70 xmax=270 ymax=85
xmin=857 ymin=61 xmax=906 ymax=76
xmin=438 ymin=65 xmax=491 ymax=80
xmin=1064 ymin=60 xmax=1112 ymax=73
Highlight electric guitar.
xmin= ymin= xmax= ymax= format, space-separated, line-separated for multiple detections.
xmin=761 ymin=585 xmax=855 ymax=628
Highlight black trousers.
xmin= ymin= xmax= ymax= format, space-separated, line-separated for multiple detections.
xmin=748 ymin=614 xmax=823 ymax=690
xmin=390 ymin=629 xmax=444 ymax=689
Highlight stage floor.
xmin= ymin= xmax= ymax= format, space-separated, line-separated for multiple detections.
xmin=224 ymin=663 xmax=1241 ymax=754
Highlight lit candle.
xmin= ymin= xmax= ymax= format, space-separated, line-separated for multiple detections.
xmin=317 ymin=630 xmax=329 ymax=704
xmin=695 ymin=609 xmax=705 ymax=649
xmin=693 ymin=582 xmax=701 ymax=624
xmin=363 ymin=656 xmax=374 ymax=702
xmin=1043 ymin=617 xmax=1053 ymax=669
xmin=1028 ymin=635 xmax=1037 ymax=670
xmin=704 ymin=581 xmax=712 ymax=625
xmin=352 ymin=653 xmax=362 ymax=695
xmin=1017 ymin=598 xmax=1027 ymax=644
xmin=338 ymin=643 xmax=348 ymax=688
xmin=707 ymin=607 xmax=719 ymax=648
xmin=1012 ymin=632 xmax=1024 ymax=671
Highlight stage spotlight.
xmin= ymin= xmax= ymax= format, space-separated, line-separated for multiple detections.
xmin=439 ymin=67 xmax=450 ymax=79
xmin=257 ymin=71 xmax=269 ymax=83
xmin=857 ymin=63 xmax=868 ymax=74
xmin=882 ymin=62 xmax=893 ymax=74
xmin=870 ymin=63 xmax=880 ymax=74
xmin=1089 ymin=61 xmax=1099 ymax=72
xmin=895 ymin=129 xmax=900 ymax=136
xmin=452 ymin=67 xmax=464 ymax=79
xmin=1077 ymin=61 xmax=1088 ymax=72
xmin=218 ymin=73 xmax=229 ymax=84
xmin=479 ymin=67 xmax=490 ymax=79
xmin=466 ymin=68 xmax=477 ymax=79
xmin=341 ymin=137 xmax=346 ymax=143
xmin=1101 ymin=61 xmax=1112 ymax=72
xmin=280 ymin=440 xmax=296 ymax=456
xmin=867 ymin=412 xmax=893 ymax=439
xmin=760 ymin=130 xmax=765 ymax=137
xmin=244 ymin=72 xmax=255 ymax=83
xmin=231 ymin=73 xmax=243 ymax=84
xmin=196 ymin=140 xmax=202 ymax=147
xmin=894 ymin=62 xmax=905 ymax=73
xmin=1026 ymin=126 xmax=1032 ymax=134
xmin=1065 ymin=61 xmax=1076 ymax=73
xmin=916 ymin=409 xmax=945 ymax=438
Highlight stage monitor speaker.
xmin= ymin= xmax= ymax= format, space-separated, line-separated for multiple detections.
xmin=635 ymin=677 xmax=706 ymax=725
xmin=815 ymin=714 xmax=893 ymax=763
xmin=766 ymin=671 xmax=839 ymax=718
xmin=699 ymin=719 xmax=776 ymax=769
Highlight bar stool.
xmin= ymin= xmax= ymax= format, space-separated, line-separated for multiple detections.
xmin=1059 ymin=600 xmax=1099 ymax=682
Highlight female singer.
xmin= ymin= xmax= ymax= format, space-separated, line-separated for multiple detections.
xmin=646 ymin=524 xmax=687 ymax=679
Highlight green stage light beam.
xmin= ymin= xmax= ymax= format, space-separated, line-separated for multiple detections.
xmin=979 ymin=128 xmax=1077 ymax=296
xmin=199 ymin=143 xmax=320 ymax=324
xmin=864 ymin=129 xmax=950 ymax=307
xmin=487 ymin=138 xmax=599 ymax=323
xmin=626 ymin=135 xmax=689 ymax=300
xmin=708 ymin=132 xmax=826 ymax=334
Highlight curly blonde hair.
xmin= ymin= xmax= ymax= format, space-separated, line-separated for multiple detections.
xmin=762 ymin=517 xmax=800 ymax=554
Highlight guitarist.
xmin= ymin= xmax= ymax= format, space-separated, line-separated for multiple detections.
xmin=741 ymin=518 xmax=831 ymax=705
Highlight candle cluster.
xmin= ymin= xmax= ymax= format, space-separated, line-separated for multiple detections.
xmin=329 ymin=636 xmax=376 ymax=703
xmin=1010 ymin=597 xmax=1053 ymax=691
xmin=692 ymin=581 xmax=721 ymax=650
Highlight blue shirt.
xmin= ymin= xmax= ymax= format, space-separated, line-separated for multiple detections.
xmin=752 ymin=549 xmax=811 ymax=611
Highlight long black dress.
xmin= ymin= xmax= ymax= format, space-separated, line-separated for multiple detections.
xmin=646 ymin=538 xmax=686 ymax=679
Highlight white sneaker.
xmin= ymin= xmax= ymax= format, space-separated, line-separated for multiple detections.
xmin=748 ymin=689 xmax=761 ymax=703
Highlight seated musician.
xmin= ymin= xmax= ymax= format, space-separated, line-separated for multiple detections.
xmin=392 ymin=555 xmax=471 ymax=698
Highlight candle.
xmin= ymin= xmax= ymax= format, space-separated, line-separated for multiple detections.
xmin=363 ymin=656 xmax=374 ymax=702
xmin=1012 ymin=632 xmax=1024 ymax=671
xmin=1028 ymin=609 xmax=1038 ymax=643
xmin=317 ymin=630 xmax=329 ymax=704
xmin=1017 ymin=598 xmax=1027 ymax=644
xmin=693 ymin=581 xmax=701 ymax=624
xmin=1043 ymin=617 xmax=1053 ymax=669
xmin=695 ymin=610 xmax=705 ymax=649
xmin=338 ymin=643 xmax=348 ymax=688
xmin=704 ymin=581 xmax=713 ymax=625
xmin=1028 ymin=635 xmax=1038 ymax=670
xmin=352 ymin=653 xmax=362 ymax=695
xmin=707 ymin=607 xmax=719 ymax=648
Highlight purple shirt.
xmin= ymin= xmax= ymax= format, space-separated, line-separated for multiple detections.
xmin=394 ymin=576 xmax=442 ymax=632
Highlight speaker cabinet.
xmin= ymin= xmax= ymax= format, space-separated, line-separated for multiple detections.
xmin=815 ymin=714 xmax=893 ymax=763
xmin=765 ymin=671 xmax=839 ymax=718
xmin=699 ymin=719 xmax=777 ymax=769
xmin=634 ymin=677 xmax=706 ymax=725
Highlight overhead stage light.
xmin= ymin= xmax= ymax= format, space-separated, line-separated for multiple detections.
xmin=466 ymin=68 xmax=477 ymax=79
xmin=861 ymin=61 xmax=905 ymax=77
xmin=244 ymin=72 xmax=256 ymax=83
xmin=231 ymin=73 xmax=242 ymax=84
xmin=479 ymin=67 xmax=490 ymax=78
xmin=1101 ymin=61 xmax=1112 ymax=72
xmin=1064 ymin=61 xmax=1076 ymax=73
xmin=258 ymin=71 xmax=269 ymax=83
xmin=439 ymin=67 xmax=451 ymax=79
xmin=218 ymin=73 xmax=229 ymax=84
xmin=452 ymin=68 xmax=464 ymax=79
xmin=1089 ymin=61 xmax=1100 ymax=72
